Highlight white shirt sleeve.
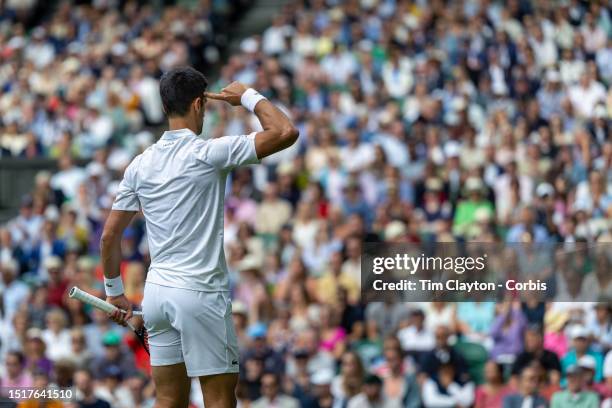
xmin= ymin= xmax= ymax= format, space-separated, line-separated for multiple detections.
xmin=112 ymin=157 xmax=141 ymax=211
xmin=421 ymin=378 xmax=457 ymax=408
xmin=447 ymin=382 xmax=475 ymax=407
xmin=197 ymin=132 xmax=260 ymax=170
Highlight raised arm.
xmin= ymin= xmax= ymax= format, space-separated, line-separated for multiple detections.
xmin=205 ymin=82 xmax=299 ymax=159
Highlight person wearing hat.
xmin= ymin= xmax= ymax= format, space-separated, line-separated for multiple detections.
xmin=578 ymin=355 xmax=602 ymax=394
xmin=89 ymin=331 xmax=136 ymax=381
xmin=95 ymin=363 xmax=135 ymax=408
xmin=452 ymin=177 xmax=494 ymax=237
xmin=537 ymin=69 xmax=565 ymax=120
xmin=231 ymin=300 xmax=249 ymax=349
xmin=550 ymin=364 xmax=600 ymax=408
xmin=561 ymin=325 xmax=604 ymax=384
xmin=23 ymin=328 xmax=53 ymax=377
xmin=242 ymin=322 xmax=285 ymax=378
xmin=309 ymin=368 xmax=336 ymax=408
xmin=544 ymin=311 xmax=570 ymax=358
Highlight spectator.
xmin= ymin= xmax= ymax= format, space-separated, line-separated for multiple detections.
xmin=1 ymin=350 xmax=33 ymax=388
xmin=503 ymin=365 xmax=549 ymax=408
xmin=23 ymin=328 xmax=53 ymax=377
xmin=0 ymin=258 xmax=29 ymax=321
xmin=252 ymin=372 xmax=299 ymax=408
xmin=490 ymin=301 xmax=527 ymax=364
xmin=475 ymin=361 xmax=513 ymax=408
xmin=41 ymin=307 xmax=71 ymax=361
xmin=398 ymin=309 xmax=436 ymax=358
xmin=73 ymin=369 xmax=111 ymax=408
xmin=421 ymin=362 xmax=475 ymax=408
xmin=550 ymin=364 xmax=599 ymax=408
xmin=315 ymin=251 xmax=359 ymax=306
xmin=89 ymin=331 xmax=136 ymax=381
xmin=1 ymin=1 xmax=612 ymax=406
xmin=331 ymin=351 xmax=365 ymax=407
xmin=347 ymin=374 xmax=395 ymax=408
xmin=512 ymin=324 xmax=562 ymax=386
xmin=420 ymin=325 xmax=470 ymax=386
xmin=562 ymin=325 xmax=604 ymax=383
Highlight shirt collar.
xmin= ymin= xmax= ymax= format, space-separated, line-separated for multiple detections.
xmin=160 ymin=128 xmax=196 ymax=140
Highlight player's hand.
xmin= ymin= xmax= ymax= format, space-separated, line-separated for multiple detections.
xmin=106 ymin=294 xmax=133 ymax=327
xmin=205 ymin=81 xmax=249 ymax=106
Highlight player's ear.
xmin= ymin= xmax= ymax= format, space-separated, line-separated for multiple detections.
xmin=193 ymin=96 xmax=203 ymax=113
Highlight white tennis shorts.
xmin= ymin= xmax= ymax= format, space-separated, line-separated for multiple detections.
xmin=141 ymin=282 xmax=240 ymax=377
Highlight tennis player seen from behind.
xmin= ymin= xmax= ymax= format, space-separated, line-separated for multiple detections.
xmin=99 ymin=66 xmax=299 ymax=408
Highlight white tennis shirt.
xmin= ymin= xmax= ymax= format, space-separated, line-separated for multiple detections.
xmin=112 ymin=128 xmax=259 ymax=292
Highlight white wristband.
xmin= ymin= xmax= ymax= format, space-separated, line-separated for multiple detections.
xmin=104 ymin=276 xmax=125 ymax=297
xmin=241 ymin=88 xmax=266 ymax=112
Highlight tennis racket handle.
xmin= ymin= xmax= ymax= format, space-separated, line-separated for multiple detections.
xmin=69 ymin=286 xmax=142 ymax=316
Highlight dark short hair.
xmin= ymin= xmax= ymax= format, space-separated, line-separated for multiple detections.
xmin=7 ymin=350 xmax=26 ymax=366
xmin=364 ymin=374 xmax=382 ymax=386
xmin=159 ymin=67 xmax=208 ymax=117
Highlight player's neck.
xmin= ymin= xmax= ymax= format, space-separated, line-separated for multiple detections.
xmin=167 ymin=116 xmax=198 ymax=135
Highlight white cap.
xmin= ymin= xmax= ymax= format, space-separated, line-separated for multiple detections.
xmin=536 ymin=183 xmax=555 ymax=198
xmin=546 ymin=70 xmax=561 ymax=82
xmin=568 ymin=325 xmax=589 ymax=340
xmin=44 ymin=205 xmax=60 ymax=222
xmin=311 ymin=369 xmax=334 ymax=385
xmin=238 ymin=255 xmax=261 ymax=272
xmin=465 ymin=177 xmax=484 ymax=192
xmin=385 ymin=221 xmax=406 ymax=241
xmin=425 ymin=178 xmax=443 ymax=191
xmin=232 ymin=301 xmax=247 ymax=315
xmin=240 ymin=37 xmax=259 ymax=54
xmin=0 ymin=258 xmax=18 ymax=274
xmin=444 ymin=141 xmax=461 ymax=158
xmin=578 ymin=355 xmax=597 ymax=370
xmin=277 ymin=161 xmax=295 ymax=176
xmin=87 ymin=162 xmax=105 ymax=177
xmin=27 ymin=328 xmax=44 ymax=340
xmin=44 ymin=255 xmax=63 ymax=270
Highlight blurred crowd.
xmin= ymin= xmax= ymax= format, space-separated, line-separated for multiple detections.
xmin=1 ymin=0 xmax=612 ymax=407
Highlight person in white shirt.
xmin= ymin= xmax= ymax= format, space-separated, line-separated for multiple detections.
xmin=0 ymin=258 xmax=29 ymax=323
xmin=339 ymin=127 xmax=375 ymax=172
xmin=41 ymin=308 xmax=71 ymax=362
xmin=101 ymin=67 xmax=298 ymax=408
xmin=347 ymin=374 xmax=399 ymax=408
xmin=398 ymin=309 xmax=436 ymax=354
xmin=568 ymin=73 xmax=606 ymax=119
xmin=251 ymin=372 xmax=299 ymax=408
xmin=421 ymin=363 xmax=475 ymax=408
